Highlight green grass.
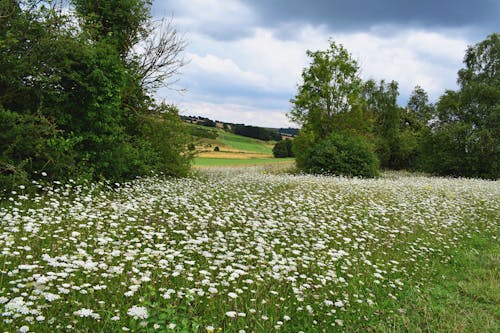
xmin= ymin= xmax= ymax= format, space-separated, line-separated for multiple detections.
xmin=216 ymin=131 xmax=273 ymax=154
xmin=383 ymin=235 xmax=500 ymax=332
xmin=193 ymin=157 xmax=294 ymax=166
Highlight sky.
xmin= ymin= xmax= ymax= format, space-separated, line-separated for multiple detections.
xmin=152 ymin=0 xmax=499 ymax=128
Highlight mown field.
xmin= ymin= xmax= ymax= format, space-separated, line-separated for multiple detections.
xmin=0 ymin=166 xmax=498 ymax=332
xmin=193 ymin=158 xmax=294 ymax=167
xmin=187 ymin=124 xmax=277 ymax=165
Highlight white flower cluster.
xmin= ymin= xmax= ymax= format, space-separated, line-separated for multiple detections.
xmin=0 ymin=167 xmax=498 ymax=331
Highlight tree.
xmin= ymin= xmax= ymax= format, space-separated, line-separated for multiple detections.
xmin=420 ymin=33 xmax=499 ymax=179
xmin=290 ymin=40 xmax=362 ymax=140
xmin=289 ymin=40 xmax=378 ymax=175
xmin=72 ymin=0 xmax=151 ymax=58
xmin=0 ymin=0 xmax=191 ymax=189
xmin=300 ymin=132 xmax=379 ymax=178
xmin=407 ymin=85 xmax=435 ymax=124
xmin=273 ymin=139 xmax=294 ymax=158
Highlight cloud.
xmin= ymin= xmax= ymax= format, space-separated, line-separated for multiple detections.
xmin=152 ymin=0 xmax=493 ymax=127
xmin=334 ymin=29 xmax=468 ymax=100
xmin=152 ymin=0 xmax=256 ymax=40
xmin=188 ymin=53 xmax=268 ymax=88
xmin=241 ymin=0 xmax=500 ymax=34
xmin=176 ymin=101 xmax=294 ymax=128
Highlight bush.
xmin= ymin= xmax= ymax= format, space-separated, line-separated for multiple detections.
xmin=273 ymin=139 xmax=294 ymax=158
xmin=0 ymin=2 xmax=192 ymax=191
xmin=299 ymin=132 xmax=379 ymax=178
xmin=137 ymin=104 xmax=192 ymax=178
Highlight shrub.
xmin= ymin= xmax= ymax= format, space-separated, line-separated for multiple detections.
xmin=273 ymin=139 xmax=294 ymax=158
xmin=300 ymin=132 xmax=379 ymax=178
xmin=213 ymin=146 xmax=220 ymax=152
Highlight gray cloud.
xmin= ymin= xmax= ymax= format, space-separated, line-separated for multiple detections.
xmin=243 ymin=0 xmax=500 ymax=32
xmin=153 ymin=0 xmax=499 ymax=41
xmin=152 ymin=0 xmax=497 ymax=127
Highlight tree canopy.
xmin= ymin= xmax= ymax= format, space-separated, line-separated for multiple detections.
xmin=290 ymin=34 xmax=499 ymax=179
xmin=0 ymin=0 xmax=191 ymax=189
xmin=420 ymin=33 xmax=499 ymax=179
xmin=290 ymin=40 xmax=362 ymax=141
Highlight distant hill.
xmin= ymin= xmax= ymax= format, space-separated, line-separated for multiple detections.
xmin=187 ymin=123 xmax=275 ymax=160
xmin=181 ymin=115 xmax=299 ymax=140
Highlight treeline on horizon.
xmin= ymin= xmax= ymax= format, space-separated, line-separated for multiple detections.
xmin=181 ymin=115 xmax=297 ymax=141
xmin=289 ymin=35 xmax=499 ymax=179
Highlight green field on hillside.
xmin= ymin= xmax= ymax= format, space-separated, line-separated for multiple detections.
xmin=193 ymin=157 xmax=294 ymax=166
xmin=216 ymin=131 xmax=273 ymax=154
xmin=187 ymin=124 xmax=275 ymax=155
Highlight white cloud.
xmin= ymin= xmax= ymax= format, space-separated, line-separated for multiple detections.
xmin=335 ymin=29 xmax=468 ymax=100
xmin=188 ymin=53 xmax=268 ymax=88
xmin=158 ymin=4 xmax=472 ymax=127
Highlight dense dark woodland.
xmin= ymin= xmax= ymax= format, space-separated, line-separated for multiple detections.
xmin=0 ymin=1 xmax=498 ymax=191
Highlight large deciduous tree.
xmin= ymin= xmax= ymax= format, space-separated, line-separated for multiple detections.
xmin=421 ymin=33 xmax=499 ymax=179
xmin=290 ymin=40 xmax=362 ymax=141
xmin=289 ymin=40 xmax=379 ymax=177
xmin=0 ymin=0 xmax=190 ymax=189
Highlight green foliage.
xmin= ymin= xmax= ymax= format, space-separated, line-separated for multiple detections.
xmin=233 ymin=124 xmax=281 ymax=141
xmin=290 ymin=35 xmax=498 ymax=179
xmin=72 ymin=0 xmax=151 ymax=57
xmin=272 ymin=139 xmax=294 ymax=158
xmin=362 ymin=79 xmax=422 ymax=170
xmin=419 ymin=123 xmax=498 ymax=179
xmin=407 ymin=85 xmax=435 ymax=124
xmin=0 ymin=0 xmax=190 ymax=189
xmin=200 ymin=118 xmax=216 ymax=127
xmin=290 ymin=40 xmax=362 ymax=140
xmin=289 ymin=41 xmax=381 ymax=175
xmin=420 ymin=33 xmax=499 ymax=179
xmin=299 ymin=132 xmax=379 ymax=178
xmin=138 ymin=105 xmax=192 ymax=178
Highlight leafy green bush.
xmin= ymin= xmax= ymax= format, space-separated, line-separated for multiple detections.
xmin=137 ymin=105 xmax=192 ymax=178
xmin=0 ymin=2 xmax=192 ymax=190
xmin=273 ymin=139 xmax=294 ymax=158
xmin=299 ymin=132 xmax=379 ymax=178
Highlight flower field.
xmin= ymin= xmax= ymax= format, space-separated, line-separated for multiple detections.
xmin=1 ymin=167 xmax=498 ymax=332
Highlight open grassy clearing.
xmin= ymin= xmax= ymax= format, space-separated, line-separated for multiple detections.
xmin=215 ymin=132 xmax=273 ymax=155
xmin=188 ymin=124 xmax=275 ymax=159
xmin=195 ymin=152 xmax=273 ymax=160
xmin=193 ymin=158 xmax=294 ymax=167
xmin=0 ymin=166 xmax=498 ymax=332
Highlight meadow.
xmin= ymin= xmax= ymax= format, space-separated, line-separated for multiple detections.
xmin=193 ymin=158 xmax=294 ymax=167
xmin=0 ymin=166 xmax=498 ymax=332
xmin=189 ymin=125 xmax=277 ymax=165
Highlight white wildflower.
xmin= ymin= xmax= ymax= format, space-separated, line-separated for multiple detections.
xmin=127 ymin=306 xmax=148 ymax=320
